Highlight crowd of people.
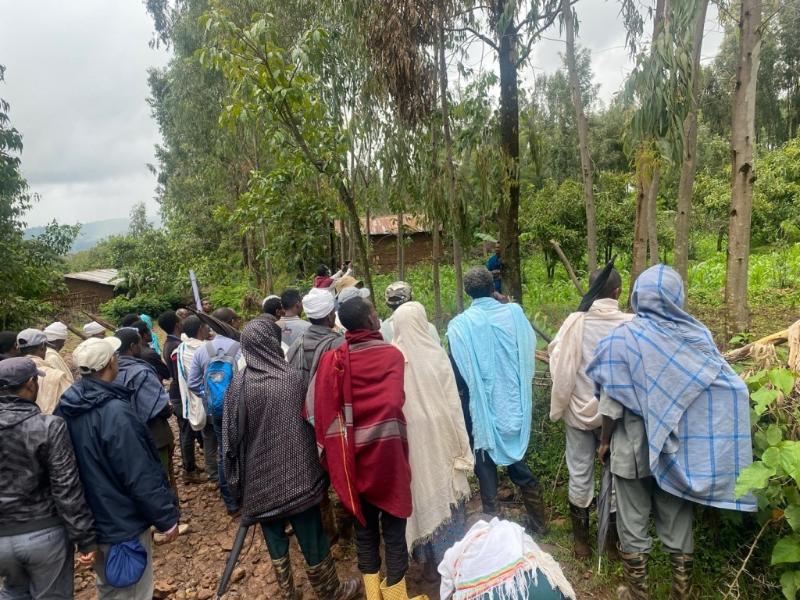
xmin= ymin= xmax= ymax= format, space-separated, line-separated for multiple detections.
xmin=0 ymin=260 xmax=756 ymax=600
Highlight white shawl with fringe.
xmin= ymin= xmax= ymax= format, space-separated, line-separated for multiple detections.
xmin=439 ymin=518 xmax=576 ymax=600
xmin=392 ymin=302 xmax=473 ymax=550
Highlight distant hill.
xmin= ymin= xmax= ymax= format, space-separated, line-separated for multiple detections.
xmin=25 ymin=218 xmax=132 ymax=252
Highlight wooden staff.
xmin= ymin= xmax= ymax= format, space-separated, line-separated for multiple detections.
xmin=79 ymin=310 xmax=116 ymax=332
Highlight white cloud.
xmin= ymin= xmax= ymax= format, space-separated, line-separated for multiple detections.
xmin=0 ymin=0 xmax=170 ymax=227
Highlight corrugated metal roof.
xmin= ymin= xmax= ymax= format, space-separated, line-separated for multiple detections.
xmin=64 ymin=269 xmax=122 ymax=286
xmin=334 ymin=215 xmax=430 ymax=235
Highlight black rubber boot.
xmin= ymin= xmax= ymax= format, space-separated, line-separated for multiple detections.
xmin=569 ymin=502 xmax=592 ymax=558
xmin=520 ymin=484 xmax=548 ymax=535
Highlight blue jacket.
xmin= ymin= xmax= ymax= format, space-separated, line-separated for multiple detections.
xmin=115 ymin=356 xmax=170 ymax=425
xmin=55 ymin=378 xmax=179 ymax=544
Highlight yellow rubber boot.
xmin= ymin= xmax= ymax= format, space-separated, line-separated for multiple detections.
xmin=363 ymin=573 xmax=382 ymax=600
xmin=380 ymin=577 xmax=429 ymax=600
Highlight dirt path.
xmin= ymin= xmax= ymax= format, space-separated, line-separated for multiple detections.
xmin=73 ymin=432 xmax=442 ymax=600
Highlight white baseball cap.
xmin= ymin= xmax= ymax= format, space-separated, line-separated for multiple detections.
xmin=16 ymin=328 xmax=48 ymax=349
xmin=72 ymin=337 xmax=122 ymax=374
xmin=337 ymin=286 xmax=371 ymax=305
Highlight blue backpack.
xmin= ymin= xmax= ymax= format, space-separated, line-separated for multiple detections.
xmin=204 ymin=341 xmax=241 ymax=419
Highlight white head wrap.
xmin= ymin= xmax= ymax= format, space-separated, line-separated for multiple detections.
xmin=83 ymin=321 xmax=106 ymax=336
xmin=44 ymin=322 xmax=69 ymax=342
xmin=302 ymin=288 xmax=335 ymax=320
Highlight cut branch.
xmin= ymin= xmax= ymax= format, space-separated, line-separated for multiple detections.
xmin=549 ymin=239 xmax=585 ymax=295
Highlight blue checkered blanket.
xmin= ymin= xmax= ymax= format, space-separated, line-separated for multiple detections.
xmin=586 ymin=265 xmax=755 ymax=511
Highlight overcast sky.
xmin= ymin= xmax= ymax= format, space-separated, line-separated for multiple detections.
xmin=1 ymin=1 xmax=724 ymax=228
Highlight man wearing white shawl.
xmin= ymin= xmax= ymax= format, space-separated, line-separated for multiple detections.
xmin=43 ymin=321 xmax=74 ymax=383
xmin=391 ymin=301 xmax=473 ymax=580
xmin=548 ymin=268 xmax=631 ymax=558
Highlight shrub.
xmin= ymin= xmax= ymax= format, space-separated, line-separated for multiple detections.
xmin=99 ymin=293 xmax=183 ymax=325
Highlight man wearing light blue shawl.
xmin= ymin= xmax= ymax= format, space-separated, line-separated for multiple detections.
xmin=446 ymin=267 xmax=545 ymax=534
xmin=586 ymin=264 xmax=755 ymax=600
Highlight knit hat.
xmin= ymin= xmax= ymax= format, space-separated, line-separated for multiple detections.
xmin=338 ymin=286 xmax=371 ymax=305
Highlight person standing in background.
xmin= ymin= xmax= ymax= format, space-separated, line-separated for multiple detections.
xmin=277 ymin=289 xmax=311 ymax=348
xmin=447 ymin=267 xmax=545 ymax=534
xmin=16 ymin=329 xmax=71 ymax=415
xmin=42 ymin=322 xmax=74 ymax=383
xmin=485 ymin=242 xmax=503 ymax=294
xmin=549 ymin=267 xmax=631 ymax=558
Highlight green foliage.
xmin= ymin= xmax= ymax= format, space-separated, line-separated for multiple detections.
xmin=735 ymin=367 xmax=800 ymax=599
xmin=98 ymin=293 xmax=182 ymax=325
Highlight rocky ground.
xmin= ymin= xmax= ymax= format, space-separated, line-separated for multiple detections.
xmin=73 ymin=431 xmax=445 ymax=600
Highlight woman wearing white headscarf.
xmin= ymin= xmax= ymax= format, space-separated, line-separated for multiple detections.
xmin=391 ymin=301 xmax=473 ymax=578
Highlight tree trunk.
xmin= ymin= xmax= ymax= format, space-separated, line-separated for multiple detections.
xmin=562 ymin=0 xmax=597 ymax=273
xmin=260 ymin=225 xmax=273 ymax=293
xmin=437 ymin=7 xmax=464 ymax=312
xmin=726 ymin=0 xmax=762 ymax=334
xmin=365 ymin=205 xmax=371 ymax=264
xmin=337 ymin=181 xmax=373 ymax=293
xmin=496 ymin=3 xmax=523 ymax=303
xmin=397 ymin=211 xmax=405 ymax=280
xmin=674 ymin=0 xmax=709 ymax=287
xmin=647 ymin=164 xmax=660 ymax=264
xmin=432 ymin=217 xmax=443 ymax=327
xmin=630 ymin=170 xmax=650 ymax=295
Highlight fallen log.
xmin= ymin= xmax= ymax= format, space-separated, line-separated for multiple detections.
xmin=723 ymin=319 xmax=800 ymax=369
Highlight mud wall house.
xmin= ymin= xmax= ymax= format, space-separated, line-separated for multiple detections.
xmin=62 ymin=269 xmax=122 ymax=312
xmin=335 ymin=215 xmax=441 ymax=274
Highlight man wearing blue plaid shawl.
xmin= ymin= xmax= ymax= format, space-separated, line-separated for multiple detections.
xmin=586 ymin=264 xmax=755 ymax=600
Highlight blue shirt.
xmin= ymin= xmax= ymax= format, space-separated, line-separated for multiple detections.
xmin=486 ymin=254 xmax=502 ymax=293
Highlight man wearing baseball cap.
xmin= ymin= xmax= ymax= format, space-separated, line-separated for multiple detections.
xmin=379 ymin=282 xmax=440 ymax=346
xmin=16 ymin=329 xmax=72 ymax=415
xmin=0 ymin=357 xmax=96 ymax=599
xmin=56 ymin=337 xmax=179 ymax=599
xmin=43 ymin=321 xmax=74 ymax=382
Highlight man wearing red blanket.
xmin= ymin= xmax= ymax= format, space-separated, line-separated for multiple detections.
xmin=307 ymin=296 xmax=427 ymax=600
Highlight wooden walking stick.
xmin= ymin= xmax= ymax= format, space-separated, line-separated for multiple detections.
xmin=79 ymin=310 xmax=116 ymax=332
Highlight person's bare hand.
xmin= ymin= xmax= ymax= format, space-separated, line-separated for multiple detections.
xmin=77 ymin=551 xmax=96 ymax=568
xmin=598 ymin=442 xmax=610 ymax=465
xmin=492 ymin=291 xmax=510 ymax=304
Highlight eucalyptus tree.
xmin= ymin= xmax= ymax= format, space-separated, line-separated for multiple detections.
xmin=726 ymin=0 xmax=763 ymax=333
xmin=623 ymin=0 xmax=701 ymax=287
xmin=561 ymin=0 xmax=597 ymax=272
xmin=674 ymin=0 xmax=710 ymax=286
xmin=449 ymin=0 xmax=570 ymax=302
xmin=200 ymin=5 xmax=375 ymax=292
xmin=357 ymin=0 xmax=467 ymax=310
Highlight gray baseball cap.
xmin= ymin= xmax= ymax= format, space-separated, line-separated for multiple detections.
xmin=16 ymin=329 xmax=48 ymax=349
xmin=0 ymin=357 xmax=44 ymax=388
